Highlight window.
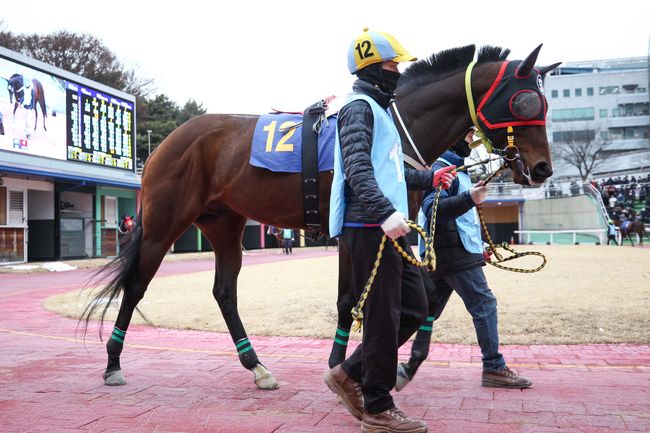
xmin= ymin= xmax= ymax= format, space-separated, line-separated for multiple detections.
xmin=102 ymin=196 xmax=118 ymax=227
xmin=587 ymin=87 xmax=594 ymax=96
xmin=599 ymin=86 xmax=620 ymax=95
xmin=575 ymin=88 xmax=582 ymax=97
xmin=599 ymin=109 xmax=608 ymax=118
xmin=600 ymin=131 xmax=610 ymax=140
xmin=552 ymin=130 xmax=595 ymax=142
xmin=610 ymin=127 xmax=646 ymax=139
xmin=622 ymin=84 xmax=638 ymax=93
xmin=551 ymin=90 xmax=558 ymax=98
xmin=563 ymin=89 xmax=570 ymax=97
xmin=8 ymin=191 xmax=24 ymax=226
xmin=551 ymin=107 xmax=595 ymax=122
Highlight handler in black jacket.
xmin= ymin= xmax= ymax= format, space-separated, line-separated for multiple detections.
xmin=324 ymin=29 xmax=455 ymax=433
xmin=397 ymin=128 xmax=532 ymax=390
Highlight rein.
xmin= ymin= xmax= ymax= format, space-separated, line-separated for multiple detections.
xmin=465 ymin=62 xmax=522 ymax=166
xmin=350 ymin=62 xmax=550 ymax=331
xmin=351 ymin=156 xmax=546 ymax=332
xmin=390 ymin=100 xmax=430 ymax=171
xmin=475 ymin=165 xmax=547 ymax=273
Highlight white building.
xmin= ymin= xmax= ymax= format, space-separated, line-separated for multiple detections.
xmin=544 ymin=56 xmax=650 ymax=180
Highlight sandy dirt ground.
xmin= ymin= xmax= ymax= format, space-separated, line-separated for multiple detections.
xmin=45 ymin=244 xmax=650 ymax=344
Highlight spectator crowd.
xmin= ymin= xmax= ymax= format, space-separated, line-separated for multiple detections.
xmin=597 ymin=174 xmax=650 ymax=223
xmin=545 ymin=174 xmax=650 ymax=224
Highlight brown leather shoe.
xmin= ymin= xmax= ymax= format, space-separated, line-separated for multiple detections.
xmin=361 ymin=407 xmax=428 ymax=433
xmin=482 ymin=366 xmax=532 ymax=389
xmin=324 ymin=365 xmax=363 ymax=420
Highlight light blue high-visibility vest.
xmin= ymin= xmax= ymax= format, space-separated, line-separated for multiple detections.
xmin=437 ymin=156 xmax=483 ymax=254
xmin=329 ymin=94 xmax=408 ymax=237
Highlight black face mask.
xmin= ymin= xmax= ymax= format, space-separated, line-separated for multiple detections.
xmin=380 ymin=69 xmax=401 ymax=93
xmin=356 ymin=63 xmax=401 ymax=94
xmin=451 ymin=136 xmax=472 ymax=158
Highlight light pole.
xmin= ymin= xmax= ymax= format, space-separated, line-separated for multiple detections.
xmin=146 ymin=130 xmax=152 ymax=158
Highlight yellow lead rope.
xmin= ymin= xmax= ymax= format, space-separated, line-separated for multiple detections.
xmin=351 ymin=187 xmax=442 ymax=332
xmin=351 ymin=160 xmax=547 ymax=332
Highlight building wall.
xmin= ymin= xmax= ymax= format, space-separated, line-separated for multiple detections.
xmin=523 ymin=196 xmax=604 ymax=230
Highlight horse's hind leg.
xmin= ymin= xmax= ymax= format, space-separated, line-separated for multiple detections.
xmin=38 ymin=93 xmax=46 ymax=131
xmin=396 ymin=274 xmax=453 ymax=391
xmin=196 ymin=212 xmax=278 ymax=390
xmin=103 ymin=232 xmax=171 ymax=385
xmin=102 ymin=205 xmax=200 ymax=385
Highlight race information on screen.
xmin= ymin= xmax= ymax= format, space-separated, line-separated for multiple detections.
xmin=66 ymin=82 xmax=134 ymax=170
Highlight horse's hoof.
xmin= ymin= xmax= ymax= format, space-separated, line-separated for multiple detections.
xmin=395 ymin=363 xmax=411 ymax=392
xmin=253 ymin=364 xmax=278 ymax=390
xmin=103 ymin=369 xmax=126 ymax=386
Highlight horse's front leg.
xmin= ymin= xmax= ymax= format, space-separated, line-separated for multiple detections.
xmin=328 ymin=238 xmax=354 ymax=368
xmin=198 ymin=213 xmax=278 ymax=390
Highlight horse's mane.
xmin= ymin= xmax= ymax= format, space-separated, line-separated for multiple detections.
xmin=399 ymin=45 xmax=511 ymax=88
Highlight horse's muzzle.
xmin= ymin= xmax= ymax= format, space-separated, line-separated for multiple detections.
xmin=531 ymin=161 xmax=553 ymax=183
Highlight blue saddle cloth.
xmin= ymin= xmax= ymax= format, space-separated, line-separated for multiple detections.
xmin=621 ymin=220 xmax=632 ymax=232
xmin=249 ymin=113 xmax=336 ymax=173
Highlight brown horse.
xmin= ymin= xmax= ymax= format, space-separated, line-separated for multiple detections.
xmin=82 ymin=44 xmax=559 ymax=389
xmin=615 ymin=219 xmax=647 ymax=246
xmin=7 ymin=74 xmax=47 ymax=132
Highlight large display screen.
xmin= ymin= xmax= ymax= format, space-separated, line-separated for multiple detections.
xmin=0 ymin=54 xmax=135 ymax=171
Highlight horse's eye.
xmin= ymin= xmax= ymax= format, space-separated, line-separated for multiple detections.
xmin=509 ymin=90 xmax=542 ymax=120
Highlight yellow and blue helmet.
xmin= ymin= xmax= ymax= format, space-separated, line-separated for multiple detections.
xmin=347 ymin=28 xmax=417 ymax=74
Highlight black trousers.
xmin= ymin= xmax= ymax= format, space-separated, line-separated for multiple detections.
xmin=339 ymin=228 xmax=427 ymax=414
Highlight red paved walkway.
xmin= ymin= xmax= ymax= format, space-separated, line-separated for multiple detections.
xmin=1 ymin=250 xmax=649 ymax=433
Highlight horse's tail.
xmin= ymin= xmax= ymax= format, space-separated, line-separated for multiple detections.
xmin=79 ymin=212 xmax=143 ymax=339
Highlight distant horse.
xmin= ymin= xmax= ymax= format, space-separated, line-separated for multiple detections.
xmin=82 ymin=44 xmax=559 ymax=389
xmin=7 ymin=74 xmax=47 ymax=132
xmin=615 ymin=219 xmax=646 ymax=246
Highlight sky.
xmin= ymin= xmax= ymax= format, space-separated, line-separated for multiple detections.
xmin=2 ymin=0 xmax=649 ymax=114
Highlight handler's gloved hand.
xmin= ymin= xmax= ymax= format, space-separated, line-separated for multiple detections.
xmin=380 ymin=211 xmax=410 ymax=240
xmin=483 ymin=250 xmax=493 ymax=262
xmin=433 ymin=165 xmax=457 ymax=189
xmin=470 ymin=181 xmax=488 ymax=204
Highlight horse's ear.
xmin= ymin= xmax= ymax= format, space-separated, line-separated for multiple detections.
xmin=516 ymin=44 xmax=543 ymax=78
xmin=538 ymin=62 xmax=562 ymax=77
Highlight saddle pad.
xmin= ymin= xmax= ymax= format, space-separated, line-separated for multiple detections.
xmin=621 ymin=221 xmax=632 ymax=232
xmin=249 ymin=113 xmax=336 ymax=173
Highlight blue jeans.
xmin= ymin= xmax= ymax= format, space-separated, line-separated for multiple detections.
xmin=435 ymin=266 xmax=505 ymax=371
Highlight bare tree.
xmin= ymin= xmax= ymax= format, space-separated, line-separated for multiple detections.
xmin=552 ymin=127 xmax=612 ymax=181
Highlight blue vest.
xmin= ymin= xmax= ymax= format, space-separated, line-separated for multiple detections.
xmin=329 ymin=94 xmax=408 ymax=238
xmin=438 ymin=157 xmax=483 ymax=254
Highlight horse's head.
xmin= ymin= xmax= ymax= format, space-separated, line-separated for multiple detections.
xmin=395 ymin=44 xmax=560 ymax=186
xmin=471 ymin=45 xmax=561 ymax=185
xmin=7 ymin=73 xmax=26 ymax=104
